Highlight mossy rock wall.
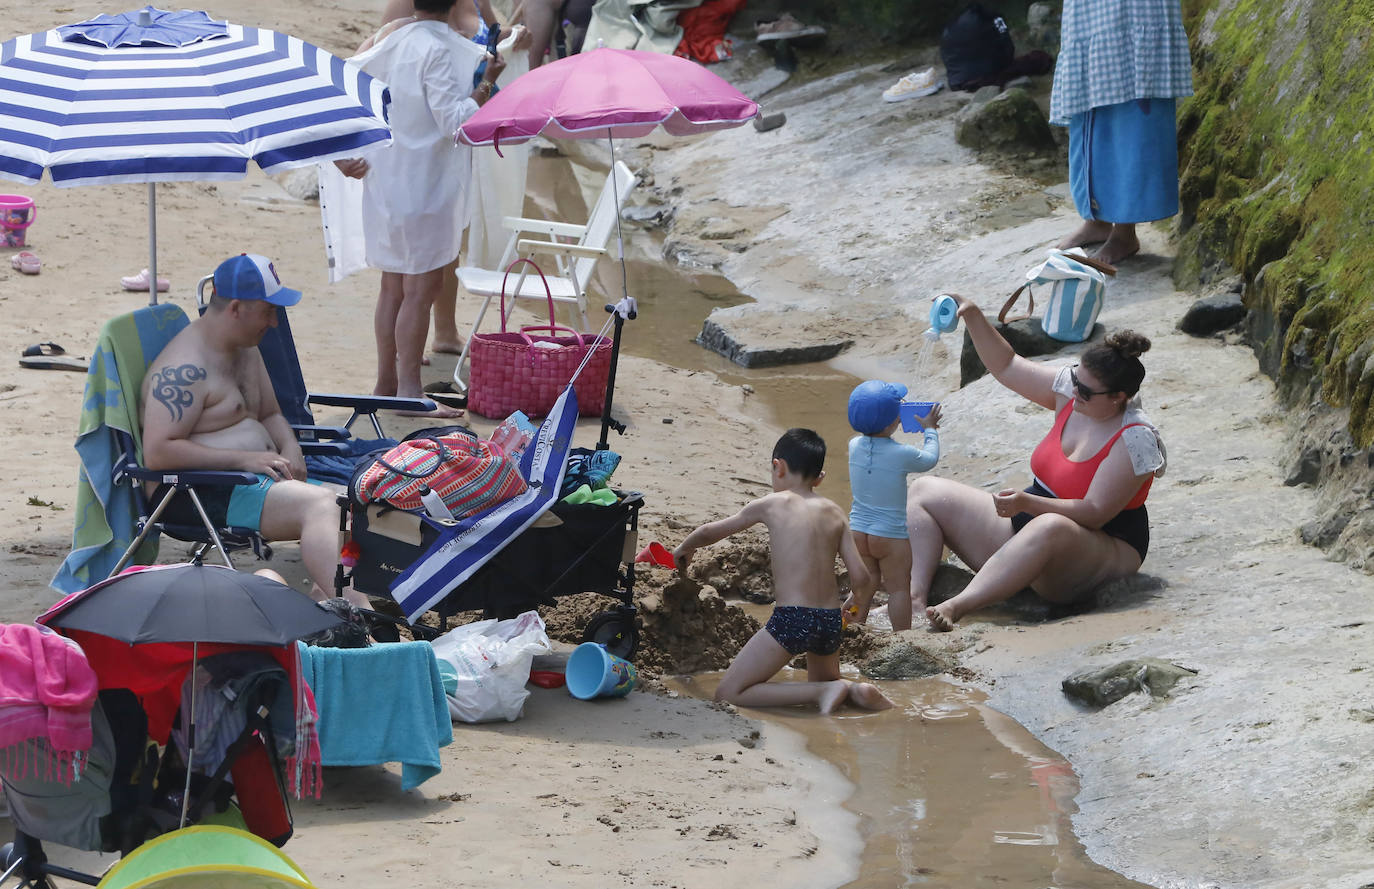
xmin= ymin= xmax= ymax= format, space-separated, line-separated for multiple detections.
xmin=1175 ymin=0 xmax=1374 ymax=444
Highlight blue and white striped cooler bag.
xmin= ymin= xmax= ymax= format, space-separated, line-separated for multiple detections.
xmin=997 ymin=249 xmax=1113 ymax=343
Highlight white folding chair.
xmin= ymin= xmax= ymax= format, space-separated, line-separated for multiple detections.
xmin=451 ymin=161 xmax=639 ymax=391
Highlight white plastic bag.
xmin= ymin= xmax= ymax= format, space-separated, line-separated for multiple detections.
xmin=428 ymin=611 xmax=551 ymax=723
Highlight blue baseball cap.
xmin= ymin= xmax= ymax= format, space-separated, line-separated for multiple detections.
xmin=213 ymin=254 xmax=301 ymax=307
xmin=847 ymin=380 xmax=908 ymax=434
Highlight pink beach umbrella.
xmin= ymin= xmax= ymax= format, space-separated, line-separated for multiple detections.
xmin=457 ymin=47 xmax=757 ymax=294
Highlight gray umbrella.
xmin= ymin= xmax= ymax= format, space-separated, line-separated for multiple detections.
xmin=40 ymin=559 xmax=342 ymax=827
xmin=41 ymin=560 xmax=341 ymax=646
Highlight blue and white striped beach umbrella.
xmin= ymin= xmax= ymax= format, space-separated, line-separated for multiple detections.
xmin=0 ymin=6 xmax=391 ymax=301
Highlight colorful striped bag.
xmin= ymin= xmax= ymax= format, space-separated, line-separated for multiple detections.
xmin=998 ymin=249 xmax=1117 ymax=342
xmin=349 ymin=431 xmax=527 ymax=519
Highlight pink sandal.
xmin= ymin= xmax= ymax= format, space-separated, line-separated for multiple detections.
xmin=120 ymin=268 xmax=170 ymax=292
xmin=10 ymin=252 xmax=40 ymax=274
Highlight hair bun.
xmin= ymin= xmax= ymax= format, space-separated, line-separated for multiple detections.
xmin=1105 ymin=330 xmax=1151 ymax=360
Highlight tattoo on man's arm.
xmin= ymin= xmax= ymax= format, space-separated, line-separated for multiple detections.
xmin=150 ymin=364 xmax=207 ymax=422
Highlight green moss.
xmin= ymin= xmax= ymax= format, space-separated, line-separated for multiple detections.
xmin=1179 ymin=0 xmax=1374 ymax=444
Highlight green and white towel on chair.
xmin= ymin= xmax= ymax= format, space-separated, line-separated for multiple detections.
xmin=53 ymin=304 xmax=190 ymax=593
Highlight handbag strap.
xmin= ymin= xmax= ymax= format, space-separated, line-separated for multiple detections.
xmin=518 ymin=322 xmax=586 ymax=348
xmin=998 ymin=283 xmax=1034 ymax=324
xmin=1051 ymin=249 xmax=1118 ymax=277
xmin=372 ymin=438 xmax=453 ymax=480
xmin=499 ymin=258 xmax=556 ymax=334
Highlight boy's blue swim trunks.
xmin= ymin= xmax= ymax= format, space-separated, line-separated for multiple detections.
xmin=765 ymin=606 xmax=843 ymax=656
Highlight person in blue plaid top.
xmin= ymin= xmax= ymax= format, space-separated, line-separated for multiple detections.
xmin=1050 ymin=0 xmax=1193 ymax=265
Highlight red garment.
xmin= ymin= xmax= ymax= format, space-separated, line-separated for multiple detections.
xmin=1030 ymin=401 xmax=1153 ymax=509
xmin=675 ymin=0 xmax=747 ymax=64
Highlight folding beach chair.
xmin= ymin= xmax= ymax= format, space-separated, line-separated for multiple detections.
xmin=450 ymin=161 xmax=640 ymax=391
xmin=52 ymin=303 xmax=356 ymax=590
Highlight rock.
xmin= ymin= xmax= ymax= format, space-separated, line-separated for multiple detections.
xmin=1026 ymin=2 xmax=1060 ymax=54
xmin=753 ymin=112 xmax=787 ymax=133
xmin=928 ymin=562 xmax=974 ymax=604
xmin=698 ymin=218 xmax=748 ymax=241
xmin=621 ymin=203 xmax=670 ymax=228
xmin=1179 ymin=293 xmax=1246 ymax=336
xmin=858 ymin=632 xmax=957 ymax=680
xmin=1300 ymin=509 xmax=1351 ymax=548
xmin=1284 ymin=445 xmax=1322 ymax=487
xmin=274 ymin=167 xmax=320 ymax=201
xmin=1061 ymin=658 xmax=1198 ymax=708
xmin=953 ymin=88 xmax=1055 ymax=153
xmin=697 ymin=306 xmax=853 ymax=369
xmin=970 ymin=85 xmax=1002 ymax=106
xmin=961 ymin=320 xmax=1106 ymax=387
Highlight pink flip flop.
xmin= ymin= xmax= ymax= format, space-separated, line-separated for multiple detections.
xmin=10 ymin=252 xmax=40 ymax=274
xmin=120 ymin=268 xmax=170 ymax=292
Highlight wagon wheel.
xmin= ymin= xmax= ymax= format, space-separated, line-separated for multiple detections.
xmin=582 ymin=609 xmax=638 ymax=660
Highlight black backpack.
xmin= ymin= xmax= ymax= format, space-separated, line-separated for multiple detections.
xmin=940 ymin=4 xmax=1016 ymax=91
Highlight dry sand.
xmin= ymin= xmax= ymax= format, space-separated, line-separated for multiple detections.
xmin=2 ymin=3 xmax=1373 ymax=889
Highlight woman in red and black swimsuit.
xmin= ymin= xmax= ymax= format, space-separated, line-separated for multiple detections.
xmin=907 ymin=294 xmax=1166 ymax=631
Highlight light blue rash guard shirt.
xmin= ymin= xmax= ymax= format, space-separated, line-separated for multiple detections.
xmin=848 ymin=431 xmax=940 ymax=539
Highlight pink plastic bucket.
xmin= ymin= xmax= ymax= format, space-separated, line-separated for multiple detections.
xmin=0 ymin=195 xmax=36 ymax=248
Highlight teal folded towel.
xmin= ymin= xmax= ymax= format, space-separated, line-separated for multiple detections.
xmin=297 ymin=641 xmax=453 ymax=791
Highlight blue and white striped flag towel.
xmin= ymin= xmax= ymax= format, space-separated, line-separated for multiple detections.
xmin=391 ymin=385 xmax=579 ymax=622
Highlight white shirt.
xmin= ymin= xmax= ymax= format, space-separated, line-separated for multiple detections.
xmin=358 ymin=20 xmax=483 ymax=274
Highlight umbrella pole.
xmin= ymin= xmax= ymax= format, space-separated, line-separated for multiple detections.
xmin=607 ymin=133 xmax=628 ymax=301
xmin=179 ymin=640 xmax=197 ymax=829
xmin=147 ymin=183 xmax=159 ymax=308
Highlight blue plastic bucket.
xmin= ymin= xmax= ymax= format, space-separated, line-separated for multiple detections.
xmin=899 ymin=401 xmax=939 ymax=432
xmin=566 ymin=641 xmax=637 ymax=700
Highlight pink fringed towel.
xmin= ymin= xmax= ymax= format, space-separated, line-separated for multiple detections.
xmin=0 ymin=623 xmax=98 ymax=783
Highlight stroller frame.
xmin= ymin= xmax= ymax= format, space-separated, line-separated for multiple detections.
xmin=341 ymin=300 xmax=644 ymax=657
xmin=2 ymin=661 xmax=296 ymax=889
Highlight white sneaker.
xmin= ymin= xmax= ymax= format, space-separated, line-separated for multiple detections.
xmin=882 ymin=67 xmax=944 ymax=103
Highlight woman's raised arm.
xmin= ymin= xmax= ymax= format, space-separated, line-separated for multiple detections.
xmin=948 ymin=293 xmax=1059 ymax=409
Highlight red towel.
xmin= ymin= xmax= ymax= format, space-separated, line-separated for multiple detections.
xmin=0 ymin=623 xmax=97 ymax=782
xmin=675 ymin=0 xmax=747 ymax=64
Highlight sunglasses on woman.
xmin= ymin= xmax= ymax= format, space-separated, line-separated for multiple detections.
xmin=1069 ymin=366 xmax=1112 ymax=401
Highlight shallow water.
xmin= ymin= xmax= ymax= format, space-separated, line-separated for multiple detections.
xmin=672 ymin=674 xmax=1149 ymax=889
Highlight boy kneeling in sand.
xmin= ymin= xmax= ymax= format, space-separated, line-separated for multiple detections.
xmin=673 ymin=429 xmax=893 ymax=714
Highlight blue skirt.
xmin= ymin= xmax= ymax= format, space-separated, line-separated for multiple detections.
xmin=1069 ymin=98 xmax=1179 ymax=224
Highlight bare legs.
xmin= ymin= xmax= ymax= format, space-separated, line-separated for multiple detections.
xmin=374 ymin=268 xmax=464 ymax=416
xmin=715 ymin=628 xmax=893 ymax=713
xmin=510 ymin=0 xmax=561 ymax=67
xmin=905 ymin=477 xmax=1141 ymax=632
xmin=854 ymin=532 xmax=914 ymax=629
xmin=258 ymin=482 xmax=371 ymax=609
xmin=1056 ymin=220 xmax=1139 ymax=265
xmin=431 ymin=261 xmax=465 ymax=354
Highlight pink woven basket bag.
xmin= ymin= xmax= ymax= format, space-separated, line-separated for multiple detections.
xmin=468 ymin=258 xmax=612 ymax=419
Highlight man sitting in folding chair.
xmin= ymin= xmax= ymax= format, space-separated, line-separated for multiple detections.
xmin=139 ymin=254 xmax=357 ymax=604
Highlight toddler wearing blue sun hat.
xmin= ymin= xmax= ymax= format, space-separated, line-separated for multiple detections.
xmin=845 ymin=380 xmax=941 ymax=630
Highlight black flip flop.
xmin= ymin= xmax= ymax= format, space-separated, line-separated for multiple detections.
xmin=19 ymin=342 xmax=88 ymax=372
xmin=423 ymin=380 xmax=467 ymax=409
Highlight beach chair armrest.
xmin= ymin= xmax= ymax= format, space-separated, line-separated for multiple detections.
xmin=291 ymin=423 xmax=350 ymax=441
xmin=502 ymin=216 xmax=586 ymax=239
xmin=124 ymin=467 xmax=262 ymax=486
xmin=516 ymin=238 xmax=608 ymax=260
xmin=307 ymin=393 xmax=436 ymax=414
xmin=300 ymin=441 xmax=351 ymax=457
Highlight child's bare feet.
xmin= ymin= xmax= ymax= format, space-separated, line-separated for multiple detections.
xmin=1055 ymin=219 xmax=1111 ymax=250
xmin=848 ymin=682 xmax=895 ymax=711
xmin=926 ymin=603 xmax=956 ymax=632
xmin=819 ymin=680 xmax=851 ymax=715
